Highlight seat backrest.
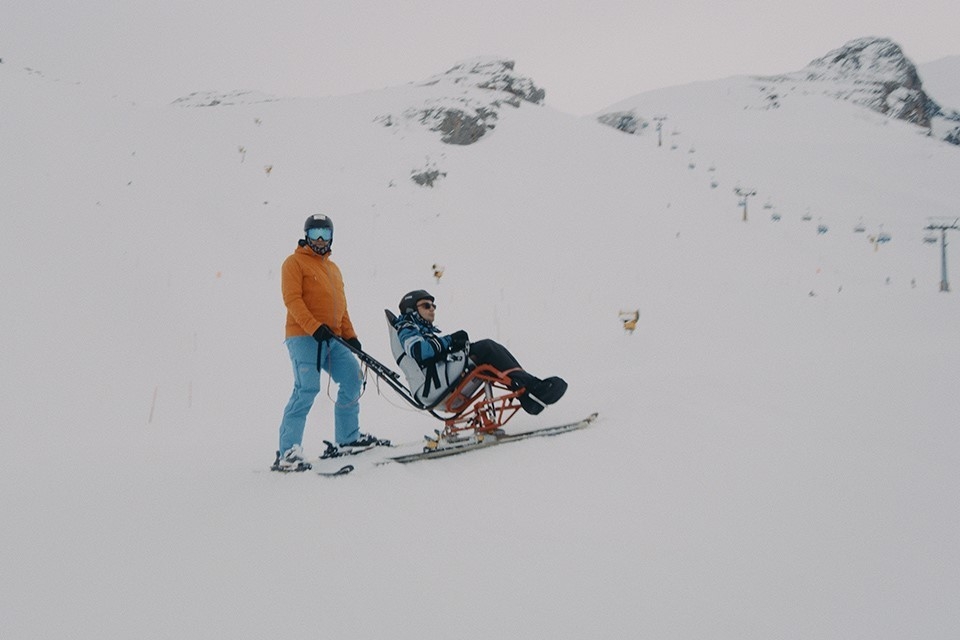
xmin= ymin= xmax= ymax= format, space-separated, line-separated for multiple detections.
xmin=385 ymin=309 xmax=468 ymax=408
xmin=385 ymin=310 xmax=426 ymax=403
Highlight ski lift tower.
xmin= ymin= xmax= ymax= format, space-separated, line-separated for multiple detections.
xmin=653 ymin=116 xmax=667 ymax=147
xmin=734 ymin=187 xmax=757 ymax=222
xmin=924 ymin=218 xmax=960 ymax=292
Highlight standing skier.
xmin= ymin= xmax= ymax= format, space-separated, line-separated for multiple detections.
xmin=393 ymin=289 xmax=567 ymax=414
xmin=272 ymin=214 xmax=384 ymax=472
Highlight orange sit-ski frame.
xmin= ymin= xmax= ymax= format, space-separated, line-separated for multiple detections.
xmin=432 ymin=364 xmax=524 ymax=437
xmin=331 ymin=333 xmax=527 ymax=439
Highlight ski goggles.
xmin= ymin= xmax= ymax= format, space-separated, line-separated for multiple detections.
xmin=307 ymin=227 xmax=333 ymax=241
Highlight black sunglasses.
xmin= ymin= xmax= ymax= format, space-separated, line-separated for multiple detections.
xmin=417 ymin=302 xmax=436 ymax=310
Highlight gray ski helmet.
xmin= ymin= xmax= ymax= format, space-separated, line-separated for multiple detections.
xmin=399 ymin=289 xmax=434 ymax=315
xmin=304 ymin=214 xmax=334 ymax=236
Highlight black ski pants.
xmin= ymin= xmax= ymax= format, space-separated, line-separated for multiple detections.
xmin=467 ymin=339 xmax=539 ymax=387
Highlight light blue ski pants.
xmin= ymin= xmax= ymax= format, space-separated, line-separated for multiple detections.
xmin=278 ymin=336 xmax=362 ymax=453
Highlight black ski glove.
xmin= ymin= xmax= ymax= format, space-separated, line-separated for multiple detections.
xmin=345 ymin=337 xmax=362 ymax=352
xmin=448 ymin=330 xmax=469 ymax=352
xmin=313 ymin=324 xmax=334 ymax=343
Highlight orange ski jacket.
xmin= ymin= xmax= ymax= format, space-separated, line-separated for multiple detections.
xmin=281 ymin=245 xmax=358 ymax=340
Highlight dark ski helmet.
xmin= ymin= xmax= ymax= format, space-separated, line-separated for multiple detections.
xmin=304 ymin=213 xmax=334 ymax=237
xmin=303 ymin=214 xmax=334 ymax=254
xmin=399 ymin=289 xmax=434 ymax=315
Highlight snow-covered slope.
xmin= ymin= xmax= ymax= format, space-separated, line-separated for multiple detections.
xmin=2 ymin=51 xmax=960 ymax=640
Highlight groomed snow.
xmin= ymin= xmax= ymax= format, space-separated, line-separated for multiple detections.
xmin=2 ymin=60 xmax=959 ymax=639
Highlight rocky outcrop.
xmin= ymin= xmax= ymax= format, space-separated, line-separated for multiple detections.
xmin=377 ymin=57 xmax=545 ymax=145
xmin=796 ymin=37 xmax=941 ymax=128
xmin=410 ymin=159 xmax=448 ymax=187
xmin=171 ymin=90 xmax=278 ymax=107
xmin=596 ymin=111 xmax=646 ymax=135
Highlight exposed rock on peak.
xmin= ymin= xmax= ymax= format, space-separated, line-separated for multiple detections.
xmin=797 ymin=37 xmax=940 ymax=127
xmin=806 ymin=38 xmax=921 ymax=86
xmin=377 ymin=57 xmax=545 ymax=145
xmin=429 ymin=57 xmax=546 ymax=106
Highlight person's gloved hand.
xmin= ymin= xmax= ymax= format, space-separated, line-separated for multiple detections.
xmin=345 ymin=337 xmax=362 ymax=352
xmin=313 ymin=324 xmax=334 ymax=343
xmin=448 ymin=330 xmax=469 ymax=352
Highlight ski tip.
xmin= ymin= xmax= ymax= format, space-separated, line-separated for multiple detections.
xmin=319 ymin=464 xmax=354 ymax=477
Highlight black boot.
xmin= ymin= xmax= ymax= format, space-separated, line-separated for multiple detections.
xmin=529 ymin=377 xmax=567 ymax=405
xmin=507 ymin=371 xmax=544 ymax=414
xmin=508 ymin=371 xmax=567 ymax=415
xmin=525 ymin=378 xmax=567 ymax=414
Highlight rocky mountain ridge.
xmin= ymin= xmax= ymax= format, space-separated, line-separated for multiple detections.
xmin=772 ymin=37 xmax=945 ymax=128
xmin=157 ymin=38 xmax=958 ymax=147
xmin=596 ymin=37 xmax=960 ymax=146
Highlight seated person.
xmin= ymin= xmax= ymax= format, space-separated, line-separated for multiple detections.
xmin=393 ymin=289 xmax=567 ymax=414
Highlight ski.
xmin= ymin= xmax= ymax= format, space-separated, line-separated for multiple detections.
xmin=319 ymin=438 xmax=393 ymax=459
xmin=382 ymin=412 xmax=598 ymax=464
xmin=317 ymin=464 xmax=354 ymax=477
xmin=313 ymin=438 xmax=400 ymax=476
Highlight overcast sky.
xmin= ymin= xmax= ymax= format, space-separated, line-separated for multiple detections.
xmin=5 ymin=0 xmax=958 ymax=114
